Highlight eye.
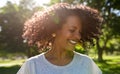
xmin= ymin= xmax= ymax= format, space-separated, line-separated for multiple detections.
xmin=69 ymin=29 xmax=75 ymax=33
xmin=79 ymin=32 xmax=82 ymax=36
xmin=79 ymin=31 xmax=82 ymax=35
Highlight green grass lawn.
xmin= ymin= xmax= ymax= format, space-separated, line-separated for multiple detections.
xmin=0 ymin=55 xmax=120 ymax=74
xmin=95 ymin=55 xmax=120 ymax=74
xmin=0 ymin=59 xmax=24 ymax=74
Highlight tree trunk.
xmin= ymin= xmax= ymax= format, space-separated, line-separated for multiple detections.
xmin=98 ymin=47 xmax=103 ymax=61
xmin=96 ymin=39 xmax=103 ymax=61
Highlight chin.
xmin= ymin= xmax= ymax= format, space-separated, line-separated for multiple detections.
xmin=65 ymin=46 xmax=75 ymax=51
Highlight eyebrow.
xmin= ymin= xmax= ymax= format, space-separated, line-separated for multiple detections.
xmin=70 ymin=26 xmax=77 ymax=29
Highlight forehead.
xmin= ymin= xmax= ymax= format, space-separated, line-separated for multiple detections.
xmin=63 ymin=15 xmax=82 ymax=29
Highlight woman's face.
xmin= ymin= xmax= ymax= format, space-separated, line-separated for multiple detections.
xmin=53 ymin=15 xmax=82 ymax=51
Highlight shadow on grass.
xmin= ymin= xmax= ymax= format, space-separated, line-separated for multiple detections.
xmin=0 ymin=65 xmax=20 ymax=74
xmin=101 ymin=65 xmax=120 ymax=74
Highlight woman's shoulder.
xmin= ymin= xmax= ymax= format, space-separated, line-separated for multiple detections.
xmin=25 ymin=53 xmax=45 ymax=63
xmin=74 ymin=51 xmax=93 ymax=62
xmin=74 ymin=52 xmax=102 ymax=74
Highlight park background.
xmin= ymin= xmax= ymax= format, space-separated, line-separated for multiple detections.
xmin=0 ymin=0 xmax=120 ymax=74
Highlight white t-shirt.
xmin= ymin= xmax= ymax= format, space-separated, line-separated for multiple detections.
xmin=17 ymin=52 xmax=102 ymax=74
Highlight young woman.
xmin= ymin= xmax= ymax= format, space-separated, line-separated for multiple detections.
xmin=17 ymin=3 xmax=103 ymax=74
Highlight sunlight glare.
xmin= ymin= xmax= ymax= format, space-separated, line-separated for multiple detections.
xmin=34 ymin=0 xmax=50 ymax=6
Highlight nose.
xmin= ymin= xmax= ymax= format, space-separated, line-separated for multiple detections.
xmin=74 ymin=32 xmax=81 ymax=40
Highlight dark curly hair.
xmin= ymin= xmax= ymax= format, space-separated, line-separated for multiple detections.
xmin=22 ymin=3 xmax=103 ymax=50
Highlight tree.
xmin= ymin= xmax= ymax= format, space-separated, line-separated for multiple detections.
xmin=83 ymin=0 xmax=120 ymax=61
xmin=0 ymin=0 xmax=43 ymax=57
xmin=0 ymin=1 xmax=25 ymax=52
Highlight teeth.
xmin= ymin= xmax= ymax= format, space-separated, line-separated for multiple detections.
xmin=69 ymin=40 xmax=77 ymax=44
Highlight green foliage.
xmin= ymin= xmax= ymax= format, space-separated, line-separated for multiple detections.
xmin=0 ymin=7 xmax=25 ymax=52
xmin=74 ymin=43 xmax=86 ymax=54
xmin=0 ymin=0 xmax=43 ymax=54
xmin=81 ymin=0 xmax=120 ymax=61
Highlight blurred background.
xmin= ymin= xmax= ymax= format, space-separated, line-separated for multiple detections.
xmin=0 ymin=0 xmax=120 ymax=74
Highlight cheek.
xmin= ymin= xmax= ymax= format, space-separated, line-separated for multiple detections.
xmin=57 ymin=29 xmax=72 ymax=43
xmin=65 ymin=32 xmax=73 ymax=39
xmin=63 ymin=30 xmax=72 ymax=37
xmin=62 ymin=32 xmax=72 ymax=44
xmin=58 ymin=32 xmax=69 ymax=42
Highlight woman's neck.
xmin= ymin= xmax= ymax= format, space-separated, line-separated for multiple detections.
xmin=44 ymin=44 xmax=74 ymax=66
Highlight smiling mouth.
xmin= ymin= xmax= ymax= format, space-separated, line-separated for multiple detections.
xmin=69 ymin=40 xmax=77 ymax=45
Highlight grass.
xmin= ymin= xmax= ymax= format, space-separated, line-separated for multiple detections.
xmin=0 ymin=59 xmax=25 ymax=67
xmin=0 ymin=65 xmax=20 ymax=74
xmin=94 ymin=55 xmax=120 ymax=74
xmin=0 ymin=54 xmax=120 ymax=74
xmin=0 ymin=59 xmax=25 ymax=74
xmin=0 ymin=51 xmax=26 ymax=74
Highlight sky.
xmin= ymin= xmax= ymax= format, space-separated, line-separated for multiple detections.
xmin=0 ymin=0 xmax=50 ymax=7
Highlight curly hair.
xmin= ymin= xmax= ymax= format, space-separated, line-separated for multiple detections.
xmin=22 ymin=3 xmax=103 ymax=50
